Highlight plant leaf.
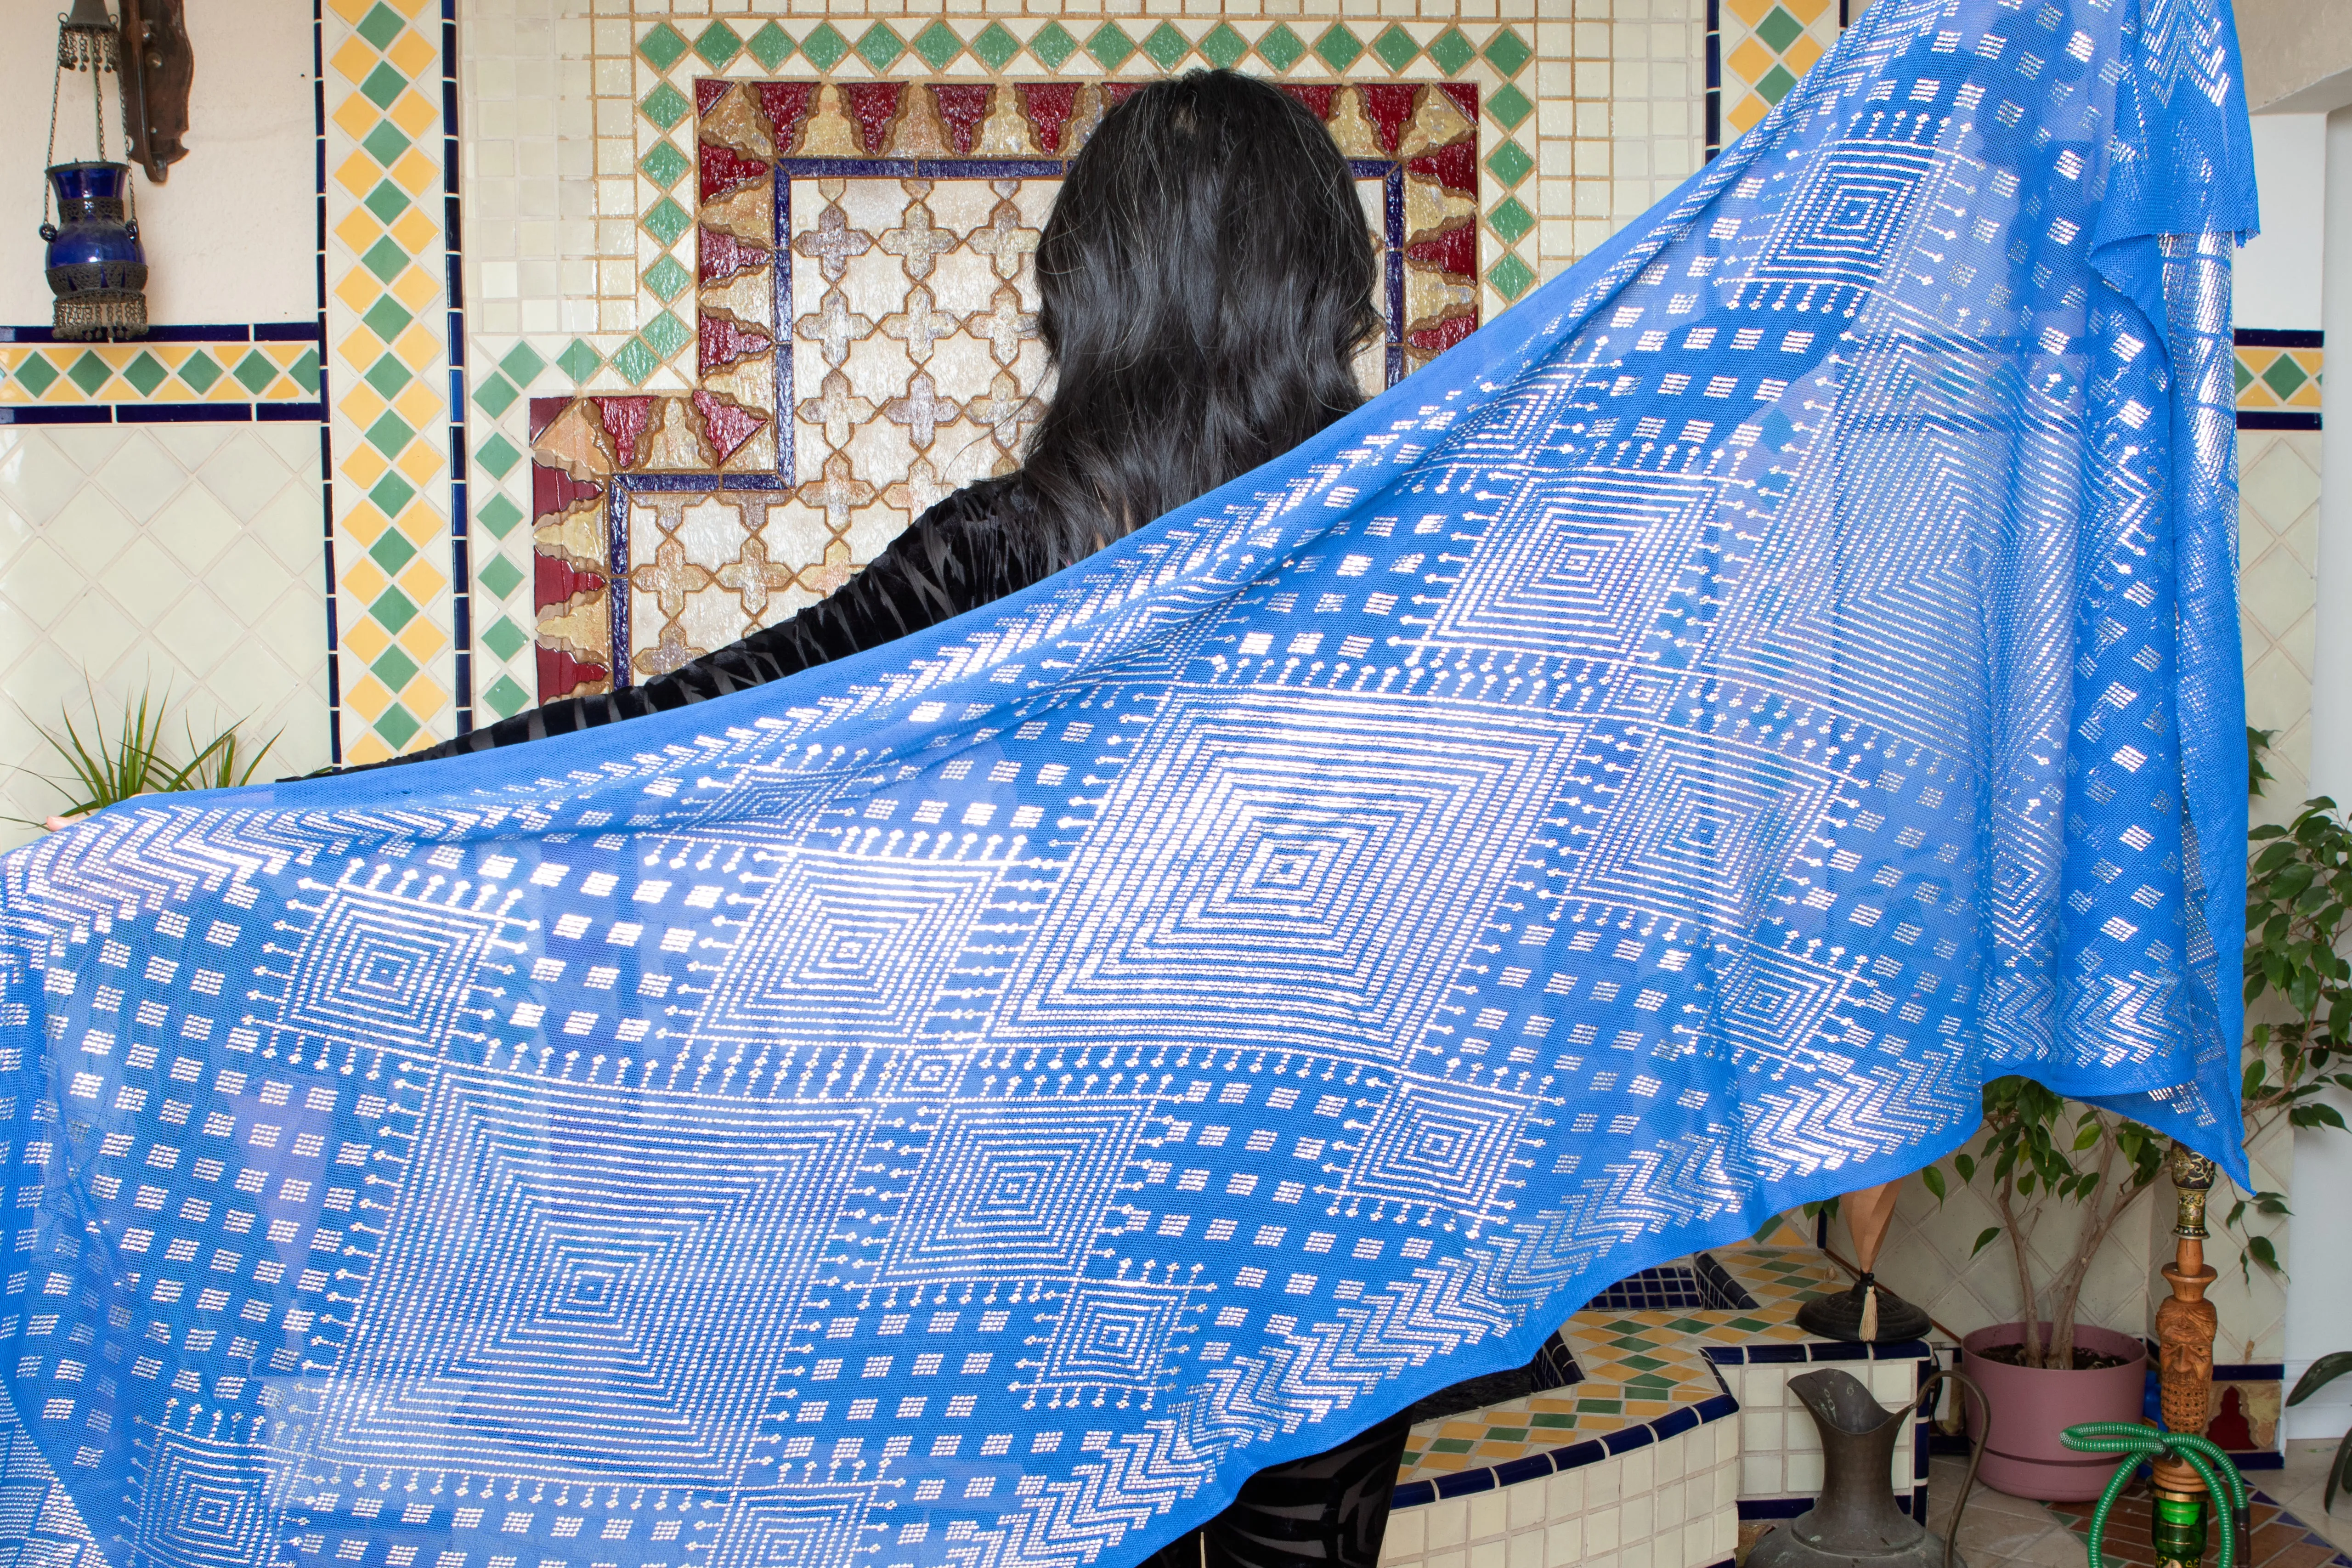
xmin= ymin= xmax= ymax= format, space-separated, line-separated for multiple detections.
xmin=2288 ymin=1351 xmax=2352 ymax=1406
xmin=1971 ymin=1227 xmax=2000 ymax=1258
xmin=1922 ymin=1166 xmax=1946 ymax=1204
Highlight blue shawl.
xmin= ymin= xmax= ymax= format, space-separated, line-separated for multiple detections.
xmin=0 ymin=0 xmax=2257 ymax=1562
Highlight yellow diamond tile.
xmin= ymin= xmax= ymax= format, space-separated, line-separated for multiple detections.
xmin=339 ymin=443 xmax=391 ymax=492
xmin=331 ymin=93 xmax=381 ymax=142
xmin=333 ymin=271 xmax=383 ymax=319
xmin=1724 ymin=37 xmax=1777 ymax=86
xmin=391 ymin=322 xmax=440 ymax=369
xmin=1781 ymin=0 xmax=1834 ymax=23
xmin=329 ymin=35 xmax=380 ymax=83
xmin=1727 ymin=92 xmax=1771 ymax=133
xmin=395 ymin=674 xmax=451 ymax=721
xmin=341 ymin=616 xmax=393 ymax=664
xmin=342 ymin=556 xmax=391 ymax=602
xmin=396 ymin=439 xmax=446 ymax=486
xmin=342 ymin=733 xmax=395 ymax=766
xmin=338 ymin=384 xmax=390 ymax=428
xmin=386 ymin=31 xmax=437 ymax=81
xmin=389 ymin=147 xmax=439 ymax=195
xmin=334 ymin=153 xmax=384 ymax=201
xmin=343 ymin=671 xmax=393 ymax=725
xmin=381 ymin=0 xmax=432 ymax=19
xmin=389 ymin=208 xmax=439 ymax=259
xmin=390 ymin=266 xmax=441 ymax=312
xmin=392 ymin=382 xmax=442 ymax=431
xmin=1725 ymin=0 xmax=1779 ymax=27
xmin=396 ymin=620 xmax=450 ymax=666
xmin=1785 ymin=34 xmax=1826 ymax=73
xmin=334 ymin=208 xmax=384 ymax=255
xmin=396 ymin=557 xmax=450 ymax=605
xmin=328 ymin=0 xmax=379 ymax=24
xmin=342 ymin=503 xmax=394 ymax=551
xmin=338 ymin=328 xmax=388 ymax=369
xmin=388 ymin=90 xmax=438 ymax=142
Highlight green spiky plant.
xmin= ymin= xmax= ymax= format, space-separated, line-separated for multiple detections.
xmin=11 ymin=686 xmax=276 ymax=825
xmin=2286 ymin=1353 xmax=2352 ymax=1515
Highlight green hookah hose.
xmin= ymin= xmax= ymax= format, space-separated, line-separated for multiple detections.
xmin=2058 ymin=1423 xmax=2249 ymax=1568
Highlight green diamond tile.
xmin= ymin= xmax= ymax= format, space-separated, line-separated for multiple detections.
xmin=800 ymin=23 xmax=850 ymax=71
xmin=1198 ymin=21 xmax=1247 ymax=69
xmin=637 ymin=22 xmax=690 ymax=73
xmin=1725 ymin=1316 xmax=1772 ymax=1332
xmin=556 ymin=339 xmax=603 ymax=382
xmin=12 ymin=355 xmax=57 ymax=396
xmin=1620 ymin=1354 xmax=1667 ymax=1372
xmin=1428 ymin=26 xmax=1476 ymax=74
xmin=1085 ymin=22 xmax=1134 ymax=69
xmin=1487 ymin=82 xmax=1534 ymax=130
xmin=609 ymin=336 xmax=661 ymax=386
xmin=1314 ymin=23 xmax=1363 ymax=72
xmin=359 ymin=61 xmax=407 ymax=110
xmin=364 ymin=409 xmax=416 ymax=457
xmin=477 ymin=492 xmax=525 ymax=539
xmin=2235 ymin=358 xmax=2256 ymax=394
xmin=363 ymin=352 xmax=411 ymax=400
xmin=478 ymin=554 xmax=526 ymax=600
xmin=65 ymin=351 xmax=113 ymax=396
xmin=289 ymin=347 xmax=322 ymax=396
xmin=746 ymin=22 xmax=794 ymax=72
xmin=354 ymin=2 xmax=405 ymax=51
xmin=370 ymin=584 xmax=418 ymax=635
xmin=481 ymin=674 xmax=530 ymax=719
xmin=911 ymin=20 xmax=964 ymax=70
xmin=359 ymin=236 xmax=410 ymax=283
xmin=1256 ymin=23 xmax=1306 ymax=72
xmin=475 ymin=432 xmax=522 ymax=478
xmin=372 ymin=644 xmax=420 ymax=692
xmin=498 ymin=342 xmax=546 ymax=386
xmin=1487 ymin=253 xmax=1536 ymax=300
xmin=177 ymin=350 xmax=223 ymax=394
xmin=639 ymin=140 xmax=690 ymax=191
xmin=693 ymin=21 xmax=743 ymax=69
xmin=481 ymin=616 xmax=530 ymax=662
xmin=231 ymin=351 xmax=279 ymax=395
xmin=361 ymin=121 xmax=411 ymax=169
xmin=1429 ymin=1437 xmax=1476 ymax=1454
xmin=372 ymin=701 xmax=421 ymax=752
xmin=120 ymin=351 xmax=170 ymax=398
xmin=362 ymin=295 xmax=413 ymax=342
xmin=1755 ymin=5 xmax=1807 ymax=55
xmin=640 ymin=310 xmax=692 ymax=362
xmin=1483 ymin=26 xmax=1533 ymax=76
xmin=362 ymin=178 xmax=409 ymax=225
xmin=1756 ymin=63 xmax=1799 ymax=103
xmin=368 ymin=504 xmax=418 ymax=558
xmin=1370 ymin=24 xmax=1420 ymax=72
xmin=1573 ymin=1398 xmax=1622 ymax=1413
xmin=473 ymin=372 xmax=519 ymax=418
xmin=2260 ymin=354 xmax=2311 ymax=401
xmin=855 ymin=23 xmax=905 ymax=72
xmin=1029 ymin=22 xmax=1077 ymax=69
xmin=643 ymin=254 xmax=692 ymax=303
xmin=640 ymin=81 xmax=691 ymax=131
xmin=970 ymin=22 xmax=1020 ymax=71
xmin=1486 ymin=139 xmax=1535 ymax=187
xmin=1142 ymin=22 xmax=1190 ymax=69
xmin=1487 ymin=195 xmax=1533 ymax=244
xmin=641 ymin=196 xmax=691 ymax=249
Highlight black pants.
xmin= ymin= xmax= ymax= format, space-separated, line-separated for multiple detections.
xmin=1131 ymin=1411 xmax=1414 ymax=1568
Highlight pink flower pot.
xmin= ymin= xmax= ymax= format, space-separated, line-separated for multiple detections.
xmin=1961 ymin=1322 xmax=2149 ymax=1501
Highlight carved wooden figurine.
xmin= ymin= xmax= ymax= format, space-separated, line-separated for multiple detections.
xmin=2150 ymin=1147 xmax=2223 ymax=1568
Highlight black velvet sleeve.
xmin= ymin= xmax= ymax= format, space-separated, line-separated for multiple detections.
xmin=378 ymin=475 xmax=1039 ymax=768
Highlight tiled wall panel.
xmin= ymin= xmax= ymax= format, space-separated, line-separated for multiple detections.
xmin=0 ymin=427 xmax=330 ymax=850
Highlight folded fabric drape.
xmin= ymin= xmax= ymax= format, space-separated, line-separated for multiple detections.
xmin=0 ymin=0 xmax=2257 ymax=1563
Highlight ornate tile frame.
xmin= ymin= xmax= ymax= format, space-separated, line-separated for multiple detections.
xmin=521 ymin=76 xmax=1484 ymax=703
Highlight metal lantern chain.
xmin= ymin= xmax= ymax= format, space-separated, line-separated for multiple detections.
xmin=38 ymin=0 xmax=151 ymax=341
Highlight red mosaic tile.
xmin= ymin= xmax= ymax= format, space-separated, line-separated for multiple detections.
xmin=698 ymin=224 xmax=771 ymax=287
xmin=756 ymin=82 xmax=815 ymax=149
xmin=592 ymin=396 xmax=654 ymax=470
xmin=842 ymin=82 xmax=905 ymax=156
xmin=698 ymin=141 xmax=767 ymax=204
xmin=1018 ymin=83 xmax=1079 ymax=153
xmin=931 ymin=84 xmax=989 ymax=155
xmin=1360 ymin=84 xmax=1419 ymax=154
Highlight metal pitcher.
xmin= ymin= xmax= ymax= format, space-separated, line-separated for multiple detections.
xmin=1748 ymin=1367 xmax=1981 ymax=1568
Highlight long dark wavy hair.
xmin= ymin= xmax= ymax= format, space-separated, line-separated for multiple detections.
xmin=1022 ymin=70 xmax=1382 ymax=553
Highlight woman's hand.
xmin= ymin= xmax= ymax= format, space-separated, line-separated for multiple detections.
xmin=43 ymin=814 xmax=85 ymax=832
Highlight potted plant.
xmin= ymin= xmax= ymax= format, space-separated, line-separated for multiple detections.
xmin=1930 ymin=1078 xmax=2165 ymax=1500
xmin=7 ymin=684 xmax=276 ymax=831
xmin=2285 ymin=1353 xmax=2351 ymax=1515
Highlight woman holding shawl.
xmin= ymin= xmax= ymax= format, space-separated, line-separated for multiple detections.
xmin=388 ymin=69 xmax=1437 ymax=1568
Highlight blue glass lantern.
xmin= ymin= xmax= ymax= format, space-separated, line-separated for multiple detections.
xmin=40 ymin=0 xmax=149 ymax=340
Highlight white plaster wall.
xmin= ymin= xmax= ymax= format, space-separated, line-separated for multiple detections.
xmin=0 ymin=0 xmax=316 ymax=327
xmin=2238 ymin=115 xmax=2328 ymax=329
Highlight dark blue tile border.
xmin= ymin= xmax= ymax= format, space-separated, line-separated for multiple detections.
xmin=2241 ymin=410 xmax=2321 ymax=431
xmin=0 ymin=322 xmax=322 ymax=344
xmin=2236 ymin=328 xmax=2323 ymax=350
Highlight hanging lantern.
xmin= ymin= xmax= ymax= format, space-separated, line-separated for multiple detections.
xmin=40 ymin=0 xmax=149 ymax=341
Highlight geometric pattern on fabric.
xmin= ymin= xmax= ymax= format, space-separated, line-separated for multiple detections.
xmin=320 ymin=1073 xmax=866 ymax=1481
xmin=0 ymin=2 xmax=2260 ymax=1565
xmin=997 ymin=693 xmax=1576 ymax=1059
